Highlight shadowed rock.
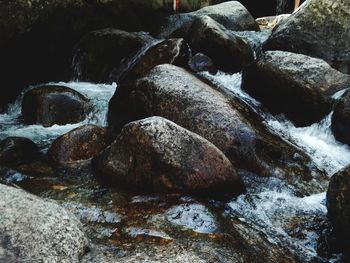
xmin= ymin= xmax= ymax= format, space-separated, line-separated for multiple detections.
xmin=22 ymin=85 xmax=90 ymax=127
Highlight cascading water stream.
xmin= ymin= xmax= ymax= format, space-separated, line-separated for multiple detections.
xmin=0 ymin=82 xmax=117 ymax=150
xmin=0 ymin=69 xmax=349 ymax=261
xmin=202 ymin=71 xmax=350 ymax=261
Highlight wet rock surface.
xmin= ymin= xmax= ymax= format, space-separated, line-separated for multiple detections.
xmin=117 ymin=38 xmax=190 ymax=83
xmin=188 ymin=53 xmax=217 ymax=73
xmin=22 ymin=85 xmax=90 ymax=127
xmin=95 ymin=116 xmax=244 ymax=194
xmin=158 ymin=1 xmax=259 ymax=38
xmin=74 ymin=28 xmax=155 ymax=82
xmin=0 ymin=183 xmax=89 ymax=263
xmin=188 ymin=15 xmax=254 ymax=73
xmin=108 ymin=64 xmax=327 ymax=195
xmin=331 ymin=90 xmax=350 ymax=146
xmin=0 ymin=137 xmax=40 ymax=166
xmin=242 ymin=51 xmax=350 ymax=126
xmin=48 ymin=124 xmax=110 ymax=164
xmin=264 ymin=0 xmax=350 ymax=74
xmin=327 ymin=166 xmax=350 ymax=249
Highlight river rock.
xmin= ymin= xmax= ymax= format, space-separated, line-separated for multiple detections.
xmin=331 ymin=90 xmax=350 ymax=146
xmin=158 ymin=1 xmax=259 ymax=38
xmin=22 ymin=85 xmax=90 ymax=127
xmin=0 ymin=183 xmax=89 ymax=262
xmin=48 ymin=125 xmax=111 ymax=164
xmin=108 ymin=64 xmax=327 ymax=194
xmin=242 ymin=51 xmax=350 ymax=126
xmin=327 ymin=166 xmax=350 ymax=248
xmin=264 ymin=0 xmax=350 ymax=74
xmin=188 ymin=53 xmax=217 ymax=73
xmin=117 ymin=38 xmax=190 ymax=83
xmin=95 ymin=116 xmax=244 ymax=194
xmin=0 ymin=137 xmax=40 ymax=166
xmin=74 ymin=28 xmax=155 ymax=82
xmin=188 ymin=16 xmax=254 ymax=73
xmin=0 ymin=0 xmax=171 ymax=111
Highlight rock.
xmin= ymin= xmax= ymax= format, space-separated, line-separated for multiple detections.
xmin=242 ymin=51 xmax=350 ymax=126
xmin=48 ymin=125 xmax=111 ymax=164
xmin=95 ymin=116 xmax=244 ymax=194
xmin=22 ymin=85 xmax=90 ymax=127
xmin=188 ymin=16 xmax=254 ymax=73
xmin=0 ymin=137 xmax=40 ymax=166
xmin=327 ymin=166 xmax=350 ymax=248
xmin=74 ymin=28 xmax=155 ymax=82
xmin=158 ymin=1 xmax=259 ymax=38
xmin=108 ymin=64 xmax=327 ymax=194
xmin=331 ymin=90 xmax=350 ymax=146
xmin=188 ymin=53 xmax=217 ymax=73
xmin=0 ymin=0 xmax=170 ymax=110
xmin=238 ymin=0 xmax=278 ymax=18
xmin=264 ymin=0 xmax=350 ymax=74
xmin=0 ymin=184 xmax=89 ymax=262
xmin=116 ymin=38 xmax=190 ymax=83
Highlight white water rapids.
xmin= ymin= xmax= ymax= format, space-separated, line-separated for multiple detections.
xmin=0 ymin=71 xmax=349 ymax=261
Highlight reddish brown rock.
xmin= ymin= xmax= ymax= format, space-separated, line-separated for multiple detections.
xmin=48 ymin=124 xmax=110 ymax=164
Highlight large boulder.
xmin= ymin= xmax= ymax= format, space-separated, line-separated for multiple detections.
xmin=188 ymin=16 xmax=254 ymax=73
xmin=0 ymin=137 xmax=40 ymax=166
xmin=116 ymin=38 xmax=190 ymax=83
xmin=327 ymin=166 xmax=350 ymax=249
xmin=107 ymin=64 xmax=327 ymax=194
xmin=73 ymin=29 xmax=155 ymax=82
xmin=158 ymin=1 xmax=259 ymax=38
xmin=264 ymin=0 xmax=350 ymax=74
xmin=242 ymin=51 xmax=350 ymax=126
xmin=331 ymin=91 xmax=350 ymax=146
xmin=0 ymin=184 xmax=89 ymax=262
xmin=48 ymin=124 xmax=111 ymax=164
xmin=95 ymin=116 xmax=244 ymax=194
xmin=22 ymin=85 xmax=90 ymax=127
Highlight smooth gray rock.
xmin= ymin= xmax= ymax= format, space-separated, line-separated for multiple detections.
xmin=264 ymin=0 xmax=350 ymax=74
xmin=158 ymin=1 xmax=259 ymax=38
xmin=242 ymin=50 xmax=350 ymax=126
xmin=0 ymin=184 xmax=89 ymax=263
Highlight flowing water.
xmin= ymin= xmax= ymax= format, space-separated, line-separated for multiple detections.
xmin=1 ymin=70 xmax=349 ymax=261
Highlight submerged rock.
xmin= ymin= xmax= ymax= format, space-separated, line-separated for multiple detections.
xmin=48 ymin=124 xmax=111 ymax=164
xmin=188 ymin=16 xmax=254 ymax=73
xmin=242 ymin=51 xmax=350 ymax=126
xmin=74 ymin=28 xmax=155 ymax=82
xmin=327 ymin=166 xmax=350 ymax=249
xmin=0 ymin=137 xmax=40 ymax=166
xmin=95 ymin=116 xmax=244 ymax=194
xmin=108 ymin=64 xmax=327 ymax=194
xmin=158 ymin=1 xmax=259 ymax=38
xmin=188 ymin=53 xmax=217 ymax=73
xmin=264 ymin=0 xmax=350 ymax=74
xmin=331 ymin=91 xmax=350 ymax=146
xmin=0 ymin=184 xmax=89 ymax=263
xmin=117 ymin=38 xmax=190 ymax=83
xmin=22 ymin=85 xmax=90 ymax=127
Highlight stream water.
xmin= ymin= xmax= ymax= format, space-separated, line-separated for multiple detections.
xmin=0 ymin=70 xmax=349 ymax=261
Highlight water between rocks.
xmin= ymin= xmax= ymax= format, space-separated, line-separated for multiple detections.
xmin=0 ymin=71 xmax=349 ymax=261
